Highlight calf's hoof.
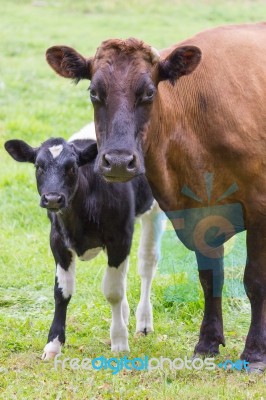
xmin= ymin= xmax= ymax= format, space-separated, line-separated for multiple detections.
xmin=111 ymin=337 xmax=130 ymax=353
xmin=136 ymin=325 xmax=153 ymax=336
xmin=41 ymin=337 xmax=61 ymax=361
xmin=136 ymin=304 xmax=153 ymax=335
xmin=42 ymin=351 xmax=58 ymax=361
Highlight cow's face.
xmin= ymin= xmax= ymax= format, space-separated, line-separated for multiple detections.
xmin=46 ymin=39 xmax=201 ymax=182
xmin=4 ymin=138 xmax=97 ymax=211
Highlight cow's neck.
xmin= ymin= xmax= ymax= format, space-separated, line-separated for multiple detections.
xmin=144 ymin=82 xmax=211 ymax=212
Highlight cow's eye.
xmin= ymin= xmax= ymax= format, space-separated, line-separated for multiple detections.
xmin=89 ymin=87 xmax=100 ymax=102
xmin=141 ymin=87 xmax=156 ymax=103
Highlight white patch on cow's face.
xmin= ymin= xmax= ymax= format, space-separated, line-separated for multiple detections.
xmin=49 ymin=144 xmax=63 ymax=158
xmin=42 ymin=335 xmax=61 ymax=361
xmin=56 ymin=255 xmax=75 ymax=299
xmin=79 ymin=247 xmax=102 ymax=261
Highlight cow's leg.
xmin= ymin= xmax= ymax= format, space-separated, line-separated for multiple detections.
xmin=241 ymin=219 xmax=266 ymax=372
xmin=194 ymin=249 xmax=225 ymax=356
xmin=42 ymin=231 xmax=75 ymax=360
xmin=102 ymin=257 xmax=130 ymax=352
xmin=136 ymin=201 xmax=165 ymax=334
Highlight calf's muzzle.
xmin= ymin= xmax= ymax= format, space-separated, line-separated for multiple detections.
xmin=41 ymin=193 xmax=66 ymax=210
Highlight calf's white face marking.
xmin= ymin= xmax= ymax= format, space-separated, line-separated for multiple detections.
xmin=56 ymin=254 xmax=76 ymax=299
xmin=49 ymin=144 xmax=63 ymax=159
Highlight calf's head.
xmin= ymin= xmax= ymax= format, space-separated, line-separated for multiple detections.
xmin=46 ymin=38 xmax=201 ymax=182
xmin=4 ymin=138 xmax=97 ymax=211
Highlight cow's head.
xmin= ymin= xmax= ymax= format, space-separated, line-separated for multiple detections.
xmin=4 ymin=138 xmax=97 ymax=211
xmin=46 ymin=38 xmax=201 ymax=182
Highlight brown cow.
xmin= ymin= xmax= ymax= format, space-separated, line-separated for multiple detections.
xmin=46 ymin=23 xmax=266 ymax=372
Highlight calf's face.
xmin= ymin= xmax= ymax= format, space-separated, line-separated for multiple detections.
xmin=4 ymin=138 xmax=97 ymax=211
xmin=46 ymin=39 xmax=201 ymax=182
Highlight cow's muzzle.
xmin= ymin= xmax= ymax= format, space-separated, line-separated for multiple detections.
xmin=40 ymin=192 xmax=66 ymax=211
xmin=96 ymin=151 xmax=144 ymax=182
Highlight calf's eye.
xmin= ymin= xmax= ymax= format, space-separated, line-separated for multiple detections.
xmin=35 ymin=165 xmax=44 ymax=174
xmin=67 ymin=166 xmax=75 ymax=175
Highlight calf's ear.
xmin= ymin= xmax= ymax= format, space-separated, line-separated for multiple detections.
xmin=4 ymin=140 xmax=36 ymax=163
xmin=158 ymin=46 xmax=201 ymax=85
xmin=78 ymin=142 xmax=98 ymax=166
xmin=46 ymin=46 xmax=92 ymax=82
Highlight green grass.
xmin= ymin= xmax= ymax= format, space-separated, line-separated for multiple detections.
xmin=1 ymin=1 xmax=266 ymax=399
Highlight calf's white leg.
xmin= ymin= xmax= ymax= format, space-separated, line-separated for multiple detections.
xmin=136 ymin=202 xmax=165 ymax=334
xmin=102 ymin=257 xmax=130 ymax=352
xmin=42 ymin=250 xmax=76 ymax=360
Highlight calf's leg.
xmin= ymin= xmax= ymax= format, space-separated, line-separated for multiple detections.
xmin=102 ymin=257 xmax=130 ymax=352
xmin=42 ymin=233 xmax=75 ymax=360
xmin=136 ymin=201 xmax=165 ymax=334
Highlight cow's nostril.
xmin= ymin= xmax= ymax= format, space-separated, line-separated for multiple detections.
xmin=99 ymin=152 xmax=138 ymax=175
xmin=127 ymin=155 xmax=136 ymax=170
xmin=103 ymin=154 xmax=111 ymax=168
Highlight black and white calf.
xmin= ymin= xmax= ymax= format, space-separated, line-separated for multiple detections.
xmin=4 ymin=123 xmax=164 ymax=360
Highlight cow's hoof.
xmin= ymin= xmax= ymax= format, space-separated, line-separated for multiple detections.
xmin=246 ymin=362 xmax=266 ymax=374
xmin=191 ymin=353 xmax=201 ymax=361
xmin=191 ymin=353 xmax=205 ymax=361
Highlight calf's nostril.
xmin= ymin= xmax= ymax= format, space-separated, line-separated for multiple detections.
xmin=42 ymin=193 xmax=63 ymax=206
xmin=57 ymin=195 xmax=62 ymax=204
xmin=43 ymin=194 xmax=49 ymax=205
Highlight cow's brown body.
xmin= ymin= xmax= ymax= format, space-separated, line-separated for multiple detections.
xmin=146 ymin=23 xmax=266 ymax=216
xmin=46 ymin=23 xmax=266 ymax=372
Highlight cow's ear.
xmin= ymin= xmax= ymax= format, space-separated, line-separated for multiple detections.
xmin=46 ymin=46 xmax=92 ymax=82
xmin=4 ymin=140 xmax=37 ymax=163
xmin=77 ymin=142 xmax=98 ymax=166
xmin=158 ymin=46 xmax=201 ymax=85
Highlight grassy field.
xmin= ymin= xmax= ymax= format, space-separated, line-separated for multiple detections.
xmin=1 ymin=1 xmax=266 ymax=399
